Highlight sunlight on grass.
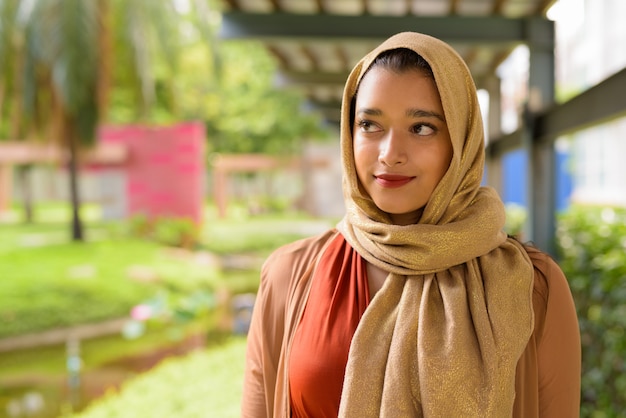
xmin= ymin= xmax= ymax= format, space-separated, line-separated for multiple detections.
xmin=0 ymin=202 xmax=113 ymax=252
xmin=202 ymin=203 xmax=334 ymax=255
xmin=70 ymin=337 xmax=247 ymax=418
xmin=1 ymin=200 xmax=334 ymax=417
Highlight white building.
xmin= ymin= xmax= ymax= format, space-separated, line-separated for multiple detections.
xmin=551 ymin=0 xmax=626 ymax=206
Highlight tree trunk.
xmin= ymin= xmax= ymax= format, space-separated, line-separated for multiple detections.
xmin=96 ymin=0 xmax=112 ymax=121
xmin=67 ymin=131 xmax=84 ymax=241
xmin=18 ymin=165 xmax=34 ymax=224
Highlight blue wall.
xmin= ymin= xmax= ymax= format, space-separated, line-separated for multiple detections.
xmin=499 ymin=148 xmax=572 ymax=212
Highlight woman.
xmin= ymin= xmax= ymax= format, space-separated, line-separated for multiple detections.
xmin=241 ymin=32 xmax=581 ymax=417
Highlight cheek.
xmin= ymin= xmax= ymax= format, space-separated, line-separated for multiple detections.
xmin=353 ymin=139 xmax=374 ymax=184
xmin=353 ymin=148 xmax=367 ymax=181
xmin=353 ymin=138 xmax=370 ymax=167
xmin=434 ymin=143 xmax=453 ymax=179
xmin=354 ymin=132 xmax=382 ymax=153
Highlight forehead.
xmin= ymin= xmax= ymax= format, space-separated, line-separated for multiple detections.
xmin=355 ymin=67 xmax=443 ymax=108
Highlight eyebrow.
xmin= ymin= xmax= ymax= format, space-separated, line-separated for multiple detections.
xmin=355 ymin=107 xmax=445 ymax=122
xmin=406 ymin=108 xmax=446 ymax=122
xmin=355 ymin=108 xmax=382 ymax=117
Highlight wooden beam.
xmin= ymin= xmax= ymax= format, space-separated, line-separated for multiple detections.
xmin=450 ymin=0 xmax=460 ymax=15
xmin=313 ymin=0 xmax=324 ymax=13
xmin=267 ymin=0 xmax=280 ymax=11
xmin=463 ymin=47 xmax=479 ymax=68
xmin=492 ymin=0 xmax=506 ymax=14
xmin=334 ymin=45 xmax=349 ymax=69
xmin=222 ymin=0 xmax=240 ymax=10
xmin=0 ymin=142 xmax=128 ymax=165
xmin=266 ymin=44 xmax=291 ymax=68
xmin=0 ymin=164 xmax=12 ymax=213
xmin=534 ymin=67 xmax=626 ymax=141
xmin=300 ymin=45 xmax=319 ymax=70
xmin=487 ymin=128 xmax=523 ymax=157
xmin=536 ymin=0 xmax=558 ymax=15
xmin=308 ymin=100 xmax=342 ymax=123
xmin=489 ymin=50 xmax=511 ymax=73
xmin=360 ymin=0 xmax=369 ymax=14
xmin=488 ymin=66 xmax=626 ymax=154
xmin=219 ymin=12 xmax=553 ymax=46
xmin=404 ymin=0 xmax=412 ymax=15
xmin=279 ymin=69 xmax=348 ymax=85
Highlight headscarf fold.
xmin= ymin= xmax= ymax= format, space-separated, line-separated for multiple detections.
xmin=336 ymin=32 xmax=535 ymax=417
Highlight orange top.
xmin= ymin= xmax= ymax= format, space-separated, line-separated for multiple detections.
xmin=241 ymin=230 xmax=581 ymax=417
xmin=289 ymin=234 xmax=369 ymax=417
xmin=289 ymin=235 xmax=580 ymax=418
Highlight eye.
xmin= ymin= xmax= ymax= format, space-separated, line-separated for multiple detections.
xmin=412 ymin=123 xmax=436 ymax=136
xmin=356 ymin=119 xmax=382 ymax=133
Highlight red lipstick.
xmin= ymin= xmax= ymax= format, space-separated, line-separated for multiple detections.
xmin=375 ymin=174 xmax=414 ymax=188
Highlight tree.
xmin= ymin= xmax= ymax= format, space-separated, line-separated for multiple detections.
xmin=0 ymin=0 xmax=33 ymax=221
xmin=170 ymin=35 xmax=327 ymax=155
xmin=1 ymin=0 xmax=330 ymax=239
xmin=0 ymin=0 xmax=191 ymax=240
xmin=207 ymin=40 xmax=327 ymax=155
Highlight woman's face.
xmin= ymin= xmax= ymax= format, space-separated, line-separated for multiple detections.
xmin=353 ymin=66 xmax=453 ymax=225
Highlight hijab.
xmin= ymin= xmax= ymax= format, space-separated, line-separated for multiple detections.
xmin=336 ymin=31 xmax=535 ymax=417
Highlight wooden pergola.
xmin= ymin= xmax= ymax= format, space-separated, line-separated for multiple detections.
xmin=0 ymin=142 xmax=127 ymax=214
xmin=216 ymin=0 xmax=626 ymax=255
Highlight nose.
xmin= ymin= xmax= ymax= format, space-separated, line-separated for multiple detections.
xmin=378 ymin=130 xmax=407 ymax=166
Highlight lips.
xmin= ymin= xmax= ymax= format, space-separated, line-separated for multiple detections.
xmin=374 ymin=173 xmax=414 ymax=188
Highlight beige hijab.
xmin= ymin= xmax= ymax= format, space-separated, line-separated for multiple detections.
xmin=336 ymin=32 xmax=535 ymax=417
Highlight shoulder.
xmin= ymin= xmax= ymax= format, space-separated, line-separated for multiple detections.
xmin=523 ymin=245 xmax=574 ymax=341
xmin=261 ymin=228 xmax=340 ymax=288
xmin=254 ymin=228 xmax=339 ymax=337
xmin=520 ymin=246 xmax=581 ymax=414
xmin=523 ymin=245 xmax=566 ymax=297
xmin=524 ymin=245 xmax=563 ymax=277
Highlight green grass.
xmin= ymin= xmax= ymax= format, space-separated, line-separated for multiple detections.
xmin=0 ymin=322 xmax=203 ymax=378
xmin=201 ymin=204 xmax=333 ymax=255
xmin=0 ymin=201 xmax=333 ymax=338
xmin=0 ymin=201 xmax=333 ymax=417
xmin=0 ymin=203 xmax=220 ymax=339
xmin=69 ymin=336 xmax=248 ymax=418
xmin=0 ymin=236 xmax=221 ymax=338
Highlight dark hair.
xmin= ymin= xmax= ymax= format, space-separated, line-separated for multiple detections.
xmin=350 ymin=48 xmax=435 ymax=129
xmin=366 ymin=48 xmax=434 ymax=78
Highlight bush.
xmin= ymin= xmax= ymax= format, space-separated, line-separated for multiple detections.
xmin=128 ymin=215 xmax=200 ymax=249
xmin=557 ymin=206 xmax=626 ymax=417
xmin=504 ymin=203 xmax=527 ymax=238
xmin=68 ymin=337 xmax=247 ymax=418
xmin=0 ymin=239 xmax=219 ymax=339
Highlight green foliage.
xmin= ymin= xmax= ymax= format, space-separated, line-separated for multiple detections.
xmin=202 ymin=205 xmax=332 ymax=256
xmin=106 ymin=0 xmax=184 ymax=124
xmin=557 ymin=206 xmax=626 ymax=417
xmin=0 ymin=240 xmax=150 ymax=338
xmin=201 ymin=40 xmax=328 ymax=155
xmin=36 ymin=0 xmax=101 ymax=142
xmin=0 ymin=202 xmax=329 ymax=339
xmin=68 ymin=337 xmax=247 ymax=418
xmin=504 ymin=203 xmax=527 ymax=238
xmin=0 ymin=229 xmax=219 ymax=339
xmin=106 ymin=8 xmax=330 ymax=154
xmin=128 ymin=214 xmax=200 ymax=249
xmin=0 ymin=202 xmax=334 ymax=417
xmin=0 ymin=0 xmax=21 ymax=138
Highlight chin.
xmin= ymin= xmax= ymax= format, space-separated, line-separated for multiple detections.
xmin=378 ymin=208 xmax=422 ymax=224
xmin=373 ymin=201 xmax=425 ymax=223
xmin=375 ymin=201 xmax=425 ymax=216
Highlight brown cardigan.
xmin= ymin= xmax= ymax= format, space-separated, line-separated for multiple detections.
xmin=241 ymin=229 xmax=581 ymax=417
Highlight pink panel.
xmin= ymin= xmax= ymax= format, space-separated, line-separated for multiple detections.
xmin=98 ymin=122 xmax=205 ymax=224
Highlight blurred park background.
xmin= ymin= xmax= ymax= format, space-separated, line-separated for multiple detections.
xmin=0 ymin=0 xmax=625 ymax=417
